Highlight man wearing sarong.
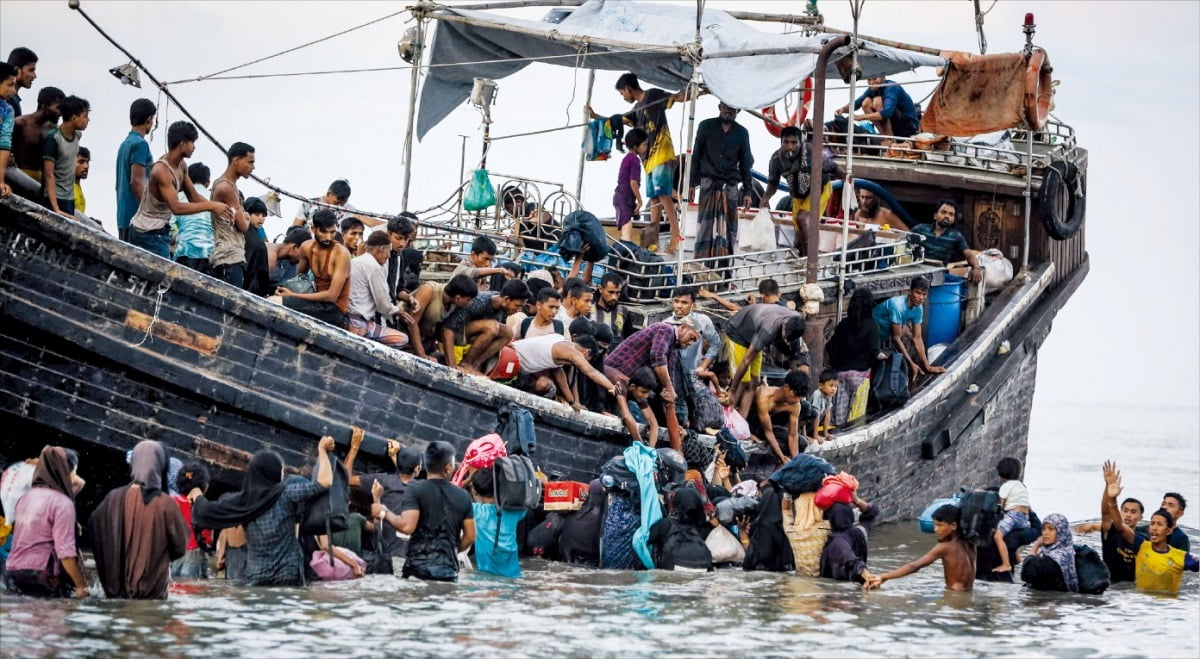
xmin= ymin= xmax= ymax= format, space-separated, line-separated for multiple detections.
xmin=689 ymin=103 xmax=753 ymax=263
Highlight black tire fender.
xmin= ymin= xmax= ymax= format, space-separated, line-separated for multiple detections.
xmin=1038 ymin=159 xmax=1086 ymax=240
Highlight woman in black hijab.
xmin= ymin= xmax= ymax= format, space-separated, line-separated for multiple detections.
xmin=190 ymin=439 xmax=334 ymax=586
xmin=90 ymin=440 xmax=190 ymax=600
xmin=558 ymin=479 xmax=606 ymax=567
xmin=819 ymin=495 xmax=880 ymax=583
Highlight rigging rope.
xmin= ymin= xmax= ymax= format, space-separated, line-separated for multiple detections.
xmin=177 ymin=9 xmax=409 ymax=85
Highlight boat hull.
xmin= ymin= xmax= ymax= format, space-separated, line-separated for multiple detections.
xmin=0 ymin=197 xmax=1086 ymax=522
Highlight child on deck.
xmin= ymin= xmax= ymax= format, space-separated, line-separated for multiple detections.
xmin=808 ymin=371 xmax=838 ymax=445
xmin=992 ymin=457 xmax=1030 ymax=572
xmin=865 ymin=504 xmax=976 ymax=591
xmin=614 ymin=129 xmax=648 ymax=243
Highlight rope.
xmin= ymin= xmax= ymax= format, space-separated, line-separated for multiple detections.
xmin=170 ymin=9 xmax=409 ymax=85
xmin=488 ymin=121 xmax=589 ymax=142
xmin=164 ymin=47 xmax=655 ymax=85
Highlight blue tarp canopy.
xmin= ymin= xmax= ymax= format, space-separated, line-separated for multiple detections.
xmin=417 ymin=0 xmax=945 ymax=139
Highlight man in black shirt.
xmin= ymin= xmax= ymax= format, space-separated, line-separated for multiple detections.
xmin=689 ymin=103 xmax=754 ymax=259
xmin=344 ymin=428 xmax=423 ymax=574
xmin=371 ymin=441 xmax=475 ymax=582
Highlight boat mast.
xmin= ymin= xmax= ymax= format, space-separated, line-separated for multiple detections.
xmin=675 ymin=0 xmax=704 ymax=279
xmin=1020 ymin=13 xmax=1036 ymax=276
xmin=401 ymin=7 xmax=427 ymax=213
xmin=805 ymin=35 xmax=851 ymax=283
xmin=574 ymin=68 xmax=595 ymax=201
xmin=836 ymin=1 xmax=865 ymax=322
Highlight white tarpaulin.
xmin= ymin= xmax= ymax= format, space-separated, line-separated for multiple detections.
xmin=417 ymin=0 xmax=944 ymax=139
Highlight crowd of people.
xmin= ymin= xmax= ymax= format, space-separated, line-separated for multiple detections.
xmin=0 ymin=439 xmax=1193 ymax=600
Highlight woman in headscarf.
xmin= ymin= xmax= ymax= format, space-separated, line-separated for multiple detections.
xmin=90 ymin=440 xmax=190 ymax=600
xmin=1027 ymin=513 xmax=1080 ymax=593
xmin=4 ymin=446 xmax=89 ymax=598
xmin=819 ymin=495 xmax=880 ymax=583
xmin=558 ymin=479 xmax=606 ymax=567
xmin=743 ymin=481 xmax=795 ymax=573
xmin=827 ymin=288 xmax=880 ymax=427
xmin=648 ymin=485 xmax=713 ymax=571
xmin=190 ymin=438 xmax=334 ymax=586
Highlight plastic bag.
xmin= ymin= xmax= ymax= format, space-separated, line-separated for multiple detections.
xmin=977 ymin=248 xmax=1014 ymax=293
xmin=739 ymin=207 xmax=776 ymax=252
xmin=310 ymin=549 xmax=365 ymax=581
xmin=722 ymin=406 xmax=751 ymax=440
xmin=464 ymin=169 xmax=497 ymax=212
xmin=705 ymin=524 xmax=746 ymax=564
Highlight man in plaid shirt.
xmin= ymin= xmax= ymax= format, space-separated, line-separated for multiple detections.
xmin=604 ymin=319 xmax=699 ymax=450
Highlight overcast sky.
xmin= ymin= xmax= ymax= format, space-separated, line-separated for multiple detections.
xmin=2 ymin=0 xmax=1197 ymax=410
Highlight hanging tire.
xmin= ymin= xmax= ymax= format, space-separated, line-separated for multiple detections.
xmin=1038 ymin=158 xmax=1086 ymax=240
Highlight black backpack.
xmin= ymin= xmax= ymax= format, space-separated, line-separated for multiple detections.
xmin=1074 ymin=544 xmax=1111 ymax=594
xmin=496 ymin=403 xmax=537 ymax=456
xmin=520 ymin=316 xmax=564 ymax=339
xmin=872 ymin=351 xmax=910 ymax=410
xmin=300 ymin=454 xmax=350 ymax=537
xmin=956 ymin=489 xmax=1002 ymax=546
xmin=527 ymin=512 xmax=566 ymax=559
xmin=600 ymin=455 xmax=640 ymax=498
xmin=493 ymin=455 xmax=543 ymax=513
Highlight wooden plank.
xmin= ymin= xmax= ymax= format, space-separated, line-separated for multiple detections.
xmin=124 ymin=309 xmax=221 ymax=356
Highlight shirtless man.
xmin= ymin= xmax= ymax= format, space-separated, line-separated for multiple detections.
xmin=209 ymin=142 xmax=254 ymax=287
xmin=855 ymin=188 xmax=909 ymax=231
xmin=274 ymin=209 xmax=352 ymax=327
xmin=865 ymin=504 xmax=976 ymax=591
xmin=12 ymin=86 xmax=63 ymax=176
xmin=410 ymin=274 xmax=476 ymax=360
xmin=510 ymin=333 xmax=616 ymax=412
xmin=752 ymin=370 xmax=807 ymax=463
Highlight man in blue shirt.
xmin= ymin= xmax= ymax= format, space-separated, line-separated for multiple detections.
xmin=873 ymin=277 xmax=944 ymax=381
xmin=910 ymin=199 xmax=983 ymax=283
xmin=115 ymin=98 xmax=156 ymax=242
xmin=837 ymin=76 xmax=920 ymax=138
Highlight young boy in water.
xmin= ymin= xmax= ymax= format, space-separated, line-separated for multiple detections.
xmin=992 ymin=456 xmax=1030 ymax=572
xmin=864 ymin=504 xmax=976 ymax=591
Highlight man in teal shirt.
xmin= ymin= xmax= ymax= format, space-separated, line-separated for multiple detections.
xmin=873 ymin=277 xmax=944 ymax=380
xmin=115 ymin=98 xmax=155 ymax=242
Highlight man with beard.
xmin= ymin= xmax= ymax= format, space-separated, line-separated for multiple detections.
xmin=209 ymin=142 xmax=255 ymax=286
xmin=688 ymin=103 xmax=753 ymax=260
xmin=855 ymin=187 xmax=908 ymax=231
xmin=72 ymin=146 xmax=89 ymax=215
xmin=129 ymin=121 xmax=232 ymax=258
xmin=274 ymin=209 xmax=351 ymax=327
xmin=761 ymin=125 xmax=841 ymax=251
xmin=910 ymin=199 xmax=981 ymax=283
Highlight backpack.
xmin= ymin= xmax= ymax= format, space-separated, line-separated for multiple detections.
xmin=526 ymin=512 xmax=566 ymax=559
xmin=496 ymin=403 xmax=537 ymax=456
xmin=871 ymin=351 xmax=910 ymax=410
xmin=558 ymin=210 xmax=610 ymax=263
xmin=1074 ymin=544 xmax=1111 ymax=595
xmin=300 ymin=455 xmax=351 ymax=537
xmin=600 ymin=455 xmax=640 ymax=498
xmin=608 ymin=240 xmax=672 ymax=301
xmin=956 ymin=489 xmax=1002 ymax=546
xmin=768 ymin=454 xmax=837 ymax=497
xmin=715 ymin=428 xmax=748 ymax=471
xmin=520 ymin=316 xmax=564 ymax=339
xmin=493 ymin=455 xmax=542 ymax=513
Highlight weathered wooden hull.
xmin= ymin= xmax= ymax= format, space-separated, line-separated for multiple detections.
xmin=0 ymin=196 xmax=1086 ymax=521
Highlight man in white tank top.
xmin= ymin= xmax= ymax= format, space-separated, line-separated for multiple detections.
xmin=510 ymin=333 xmax=616 ymax=413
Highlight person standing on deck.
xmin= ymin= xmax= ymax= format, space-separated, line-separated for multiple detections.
xmin=209 ymin=141 xmax=254 ymax=287
xmin=587 ymin=73 xmax=689 ymax=254
xmin=3 ymin=48 xmax=37 ymax=117
xmin=689 ymin=103 xmax=753 ymax=260
xmin=172 ymin=162 xmax=214 ymax=275
xmin=115 ymin=98 xmax=156 ymax=242
xmin=129 ymin=121 xmax=231 ymax=258
xmin=39 ymin=95 xmax=89 ymax=219
xmin=11 ymin=86 xmax=64 ymax=184
xmin=760 ymin=125 xmax=841 ymax=252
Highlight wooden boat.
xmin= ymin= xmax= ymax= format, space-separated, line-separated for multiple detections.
xmin=0 ymin=1 xmax=1088 ymax=522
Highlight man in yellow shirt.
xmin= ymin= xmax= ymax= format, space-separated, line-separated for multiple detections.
xmin=1104 ymin=467 xmax=1197 ymax=594
xmin=72 ymin=146 xmax=89 ymax=214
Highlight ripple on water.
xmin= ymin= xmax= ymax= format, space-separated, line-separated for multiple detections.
xmin=1 ymin=524 xmax=1197 ymax=657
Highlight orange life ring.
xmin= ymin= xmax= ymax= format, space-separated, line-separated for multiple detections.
xmin=1024 ymin=49 xmax=1052 ymax=130
xmin=762 ymin=78 xmax=812 ymax=137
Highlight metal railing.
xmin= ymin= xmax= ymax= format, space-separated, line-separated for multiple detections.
xmin=823 ymin=119 xmax=1079 ymax=178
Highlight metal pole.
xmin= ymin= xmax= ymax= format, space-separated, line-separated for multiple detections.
xmin=1022 ymin=127 xmax=1033 ymax=274
xmin=805 ymin=35 xmax=851 ymax=284
xmin=575 ymin=68 xmax=595 ymax=201
xmin=837 ymin=5 xmax=862 ymax=322
xmin=676 ymin=0 xmax=702 ymax=282
xmin=400 ymin=15 xmax=425 ymax=212
xmin=456 ymin=134 xmax=468 ymax=225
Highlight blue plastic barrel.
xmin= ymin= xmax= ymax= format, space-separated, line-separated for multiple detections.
xmin=927 ymin=274 xmax=964 ymax=346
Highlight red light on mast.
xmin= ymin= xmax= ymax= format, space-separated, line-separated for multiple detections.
xmin=1024 ymin=13 xmax=1035 ymax=26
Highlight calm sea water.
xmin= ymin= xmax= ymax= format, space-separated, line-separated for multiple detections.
xmin=1 ymin=403 xmax=1197 ymax=657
